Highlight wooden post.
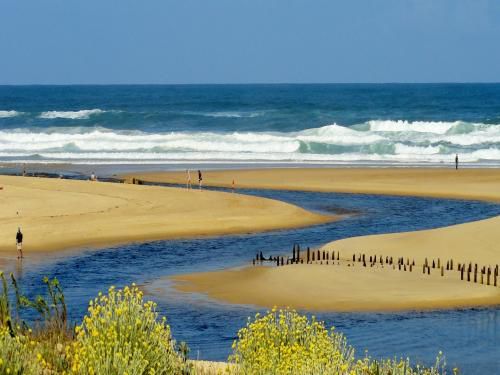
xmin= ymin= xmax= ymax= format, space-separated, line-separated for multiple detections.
xmin=423 ymin=265 xmax=426 ymax=274
xmin=461 ymin=266 xmax=464 ymax=280
xmin=438 ymin=258 xmax=441 ymax=269
xmin=337 ymin=252 xmax=339 ymax=261
xmin=427 ymin=266 xmax=430 ymax=275
xmin=450 ymin=259 xmax=454 ymax=270
xmin=281 ymin=257 xmax=284 ymax=266
xmin=481 ymin=271 xmax=484 ymax=285
xmin=322 ymin=250 xmax=325 ymax=261
xmin=467 ymin=268 xmax=470 ymax=282
xmin=487 ymin=267 xmax=491 ymax=286
xmin=352 ymin=254 xmax=355 ymax=262
xmin=409 ymin=264 xmax=412 ymax=272
xmin=297 ymin=246 xmax=300 ymax=263
xmin=441 ymin=266 xmax=444 ymax=277
xmin=292 ymin=246 xmax=296 ymax=264
xmin=474 ymin=264 xmax=477 ymax=283
xmin=312 ymin=252 xmax=315 ymax=262
xmin=446 ymin=261 xmax=449 ymax=271
xmin=317 ymin=250 xmax=320 ymax=261
xmin=432 ymin=260 xmax=435 ymax=269
xmin=307 ymin=247 xmax=310 ymax=263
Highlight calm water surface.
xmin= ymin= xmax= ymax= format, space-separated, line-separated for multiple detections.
xmin=13 ymin=187 xmax=500 ymax=374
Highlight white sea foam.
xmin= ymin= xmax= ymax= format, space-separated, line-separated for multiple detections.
xmin=0 ymin=110 xmax=22 ymax=118
xmin=367 ymin=120 xmax=459 ymax=134
xmin=39 ymin=109 xmax=106 ymax=119
xmin=0 ymin=122 xmax=499 ymax=164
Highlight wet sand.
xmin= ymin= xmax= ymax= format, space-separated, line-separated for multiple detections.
xmin=171 ymin=264 xmax=500 ymax=312
xmin=157 ymin=168 xmax=500 ymax=311
xmin=0 ymin=175 xmax=331 ymax=256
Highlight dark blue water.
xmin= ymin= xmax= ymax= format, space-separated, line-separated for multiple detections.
xmin=13 ymin=187 xmax=500 ymax=374
xmin=1 ymin=84 xmax=500 ymax=164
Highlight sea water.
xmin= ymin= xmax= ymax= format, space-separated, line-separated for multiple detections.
xmin=1 ymin=84 xmax=500 ymax=165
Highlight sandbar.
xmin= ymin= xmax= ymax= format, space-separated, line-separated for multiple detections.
xmin=0 ymin=175 xmax=331 ymax=256
xmin=157 ymin=168 xmax=500 ymax=311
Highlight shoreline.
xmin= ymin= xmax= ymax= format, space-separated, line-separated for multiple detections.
xmin=0 ymin=175 xmax=333 ymax=258
xmin=124 ymin=168 xmax=500 ymax=203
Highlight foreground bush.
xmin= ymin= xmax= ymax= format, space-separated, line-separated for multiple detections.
xmin=229 ymin=308 xmax=356 ymax=374
xmin=229 ymin=308 xmax=447 ymax=375
xmin=72 ymin=284 xmax=187 ymax=374
xmin=0 ymin=327 xmax=42 ymax=374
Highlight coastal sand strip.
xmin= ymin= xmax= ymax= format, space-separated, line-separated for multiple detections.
xmin=0 ymin=175 xmax=332 ymax=255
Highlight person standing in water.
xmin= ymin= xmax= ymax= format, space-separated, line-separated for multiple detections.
xmin=16 ymin=227 xmax=23 ymax=259
xmin=186 ymin=169 xmax=192 ymax=190
xmin=455 ymin=154 xmax=459 ymax=170
xmin=198 ymin=170 xmax=203 ymax=190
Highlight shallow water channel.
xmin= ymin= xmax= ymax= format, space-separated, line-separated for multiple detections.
xmin=15 ymin=186 xmax=500 ymax=374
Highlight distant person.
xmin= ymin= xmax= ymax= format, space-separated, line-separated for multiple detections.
xmin=198 ymin=170 xmax=203 ymax=190
xmin=90 ymin=172 xmax=96 ymax=181
xmin=16 ymin=228 xmax=23 ymax=259
xmin=232 ymin=178 xmax=236 ymax=193
xmin=455 ymin=154 xmax=459 ymax=170
xmin=186 ymin=169 xmax=192 ymax=190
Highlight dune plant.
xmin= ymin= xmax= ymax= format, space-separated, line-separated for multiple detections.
xmin=72 ymin=284 xmax=188 ymax=375
xmin=229 ymin=308 xmax=448 ymax=375
xmin=0 ymin=326 xmax=42 ymax=375
xmin=229 ymin=307 xmax=356 ymax=374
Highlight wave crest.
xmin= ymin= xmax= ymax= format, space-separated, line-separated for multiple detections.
xmin=39 ymin=109 xmax=106 ymax=120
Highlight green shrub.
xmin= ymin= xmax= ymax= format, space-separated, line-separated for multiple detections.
xmin=73 ymin=284 xmax=188 ymax=375
xmin=228 ymin=308 xmax=356 ymax=374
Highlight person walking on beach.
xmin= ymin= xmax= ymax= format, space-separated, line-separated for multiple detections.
xmin=198 ymin=170 xmax=203 ymax=190
xmin=16 ymin=227 xmax=23 ymax=259
xmin=455 ymin=154 xmax=459 ymax=170
xmin=186 ymin=169 xmax=192 ymax=190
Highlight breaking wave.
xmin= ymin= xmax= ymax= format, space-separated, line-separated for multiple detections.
xmin=1 ymin=120 xmax=499 ymax=164
xmin=0 ymin=110 xmax=23 ymax=118
xmin=38 ymin=109 xmax=106 ymax=120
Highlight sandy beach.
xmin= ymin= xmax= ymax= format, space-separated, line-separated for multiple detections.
xmin=0 ymin=175 xmax=331 ymax=256
xmin=159 ymin=168 xmax=500 ymax=311
xmin=171 ymin=263 xmax=500 ymax=312
xmin=123 ymin=168 xmax=500 ymax=202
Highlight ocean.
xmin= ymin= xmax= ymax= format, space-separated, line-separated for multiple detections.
xmin=1 ymin=84 xmax=500 ymax=165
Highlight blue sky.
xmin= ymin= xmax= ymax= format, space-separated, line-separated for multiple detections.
xmin=1 ymin=0 xmax=499 ymax=84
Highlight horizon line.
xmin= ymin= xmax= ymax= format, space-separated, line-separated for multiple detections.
xmin=1 ymin=81 xmax=500 ymax=87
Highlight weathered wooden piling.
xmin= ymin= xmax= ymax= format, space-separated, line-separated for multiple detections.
xmin=337 ymin=252 xmax=339 ymax=261
xmin=432 ymin=260 xmax=435 ymax=269
xmin=450 ymin=259 xmax=454 ymax=270
xmin=297 ymin=245 xmax=300 ymax=263
xmin=312 ymin=252 xmax=315 ymax=262
xmin=307 ymin=248 xmax=310 ymax=263
xmin=461 ymin=266 xmax=464 ymax=280
xmin=352 ymin=254 xmax=355 ymax=262
xmin=441 ymin=266 xmax=444 ymax=277
xmin=438 ymin=258 xmax=441 ymax=269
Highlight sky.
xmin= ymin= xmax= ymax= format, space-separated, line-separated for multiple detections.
xmin=0 ymin=0 xmax=499 ymax=84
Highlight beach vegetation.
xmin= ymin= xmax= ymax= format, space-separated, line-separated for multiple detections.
xmin=0 ymin=274 xmax=449 ymax=374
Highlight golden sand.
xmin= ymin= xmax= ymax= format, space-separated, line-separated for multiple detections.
xmin=172 ymin=263 xmax=500 ymax=312
xmin=123 ymin=168 xmax=500 ymax=202
xmin=158 ymin=168 xmax=500 ymax=311
xmin=0 ymin=175 xmax=331 ymax=256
